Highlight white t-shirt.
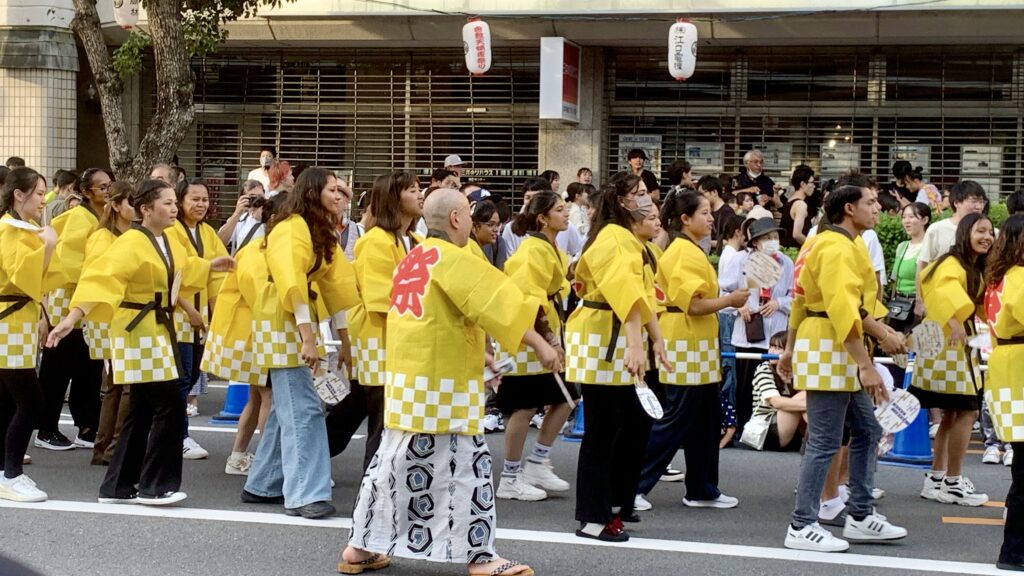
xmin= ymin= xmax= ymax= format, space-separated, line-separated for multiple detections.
xmin=502 ymin=220 xmax=584 ymax=259
xmin=918 ymin=218 xmax=958 ymax=265
xmin=246 ymin=167 xmax=270 ymax=191
xmin=229 ymin=212 xmax=263 ymax=254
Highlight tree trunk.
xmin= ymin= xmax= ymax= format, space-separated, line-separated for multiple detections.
xmin=72 ymin=0 xmax=194 ymax=184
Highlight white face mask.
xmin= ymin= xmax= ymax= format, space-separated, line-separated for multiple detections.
xmin=748 ymin=170 xmax=762 ymax=179
xmin=629 ymin=194 xmax=654 ymax=221
xmin=759 ymin=239 xmax=780 ymax=256
xmin=260 ymin=156 xmax=273 ymax=168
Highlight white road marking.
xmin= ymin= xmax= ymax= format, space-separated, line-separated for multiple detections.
xmin=57 ymin=418 xmax=365 ymax=439
xmin=0 ymin=499 xmax=1006 ymax=575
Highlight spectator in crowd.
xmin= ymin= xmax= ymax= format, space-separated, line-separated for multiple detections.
xmin=699 ymin=174 xmax=734 ymax=245
xmin=878 ymin=191 xmax=900 ymax=214
xmin=666 ymin=159 xmax=694 ymax=196
xmin=267 ymin=160 xmax=294 ymax=197
xmin=566 ymin=182 xmax=594 ymax=237
xmin=171 ymin=166 xmax=187 ymax=184
xmin=780 ymin=165 xmax=817 ymax=248
xmin=539 ymin=170 xmax=561 ymax=194
xmin=444 ymin=154 xmax=466 ymax=179
xmin=5 ymin=156 xmax=25 ymax=169
xmin=905 ymin=166 xmax=942 ymax=210
xmin=1006 ymin=189 xmax=1024 ymax=215
xmin=469 ymin=199 xmax=501 ymax=260
xmin=627 ymin=148 xmax=660 ymax=200
xmin=503 ymin=177 xmax=583 ymax=258
xmin=720 ymin=392 xmax=737 ymax=448
xmin=429 ymin=167 xmax=455 ymax=188
xmin=888 ymin=160 xmax=915 ymax=206
xmin=577 ymin=166 xmax=593 ymax=185
xmin=149 ymin=164 xmax=174 ymax=185
xmin=717 ymin=215 xmax=747 ymax=407
xmin=482 ymin=195 xmax=513 ymax=270
xmin=0 ymin=166 xmax=9 ymax=189
xmin=888 ymin=202 xmax=931 ymax=335
xmin=218 ymin=179 xmax=266 ymax=254
xmin=748 ymin=332 xmax=806 ymax=452
xmin=461 ymin=181 xmax=492 ymax=203
xmin=735 ymin=150 xmax=781 ymax=210
xmin=43 ymin=169 xmax=81 ymax=226
xmin=246 ymin=146 xmax=275 ymax=191
xmin=735 ymin=192 xmax=755 ymax=216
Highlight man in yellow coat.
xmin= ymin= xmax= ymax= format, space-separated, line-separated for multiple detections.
xmin=338 ymin=189 xmax=559 ymax=576
xmin=779 ymin=184 xmax=908 ymax=553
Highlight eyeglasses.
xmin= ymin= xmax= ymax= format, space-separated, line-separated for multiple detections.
xmin=92 ymin=183 xmax=112 ymax=192
xmin=477 ymin=221 xmax=500 ymax=230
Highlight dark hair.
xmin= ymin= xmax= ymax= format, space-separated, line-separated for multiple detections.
xmin=5 ymin=156 xmax=25 ymax=169
xmin=0 ymin=167 xmax=46 ymax=215
xmin=175 ymin=178 xmax=210 ymax=223
xmin=261 ymin=190 xmax=289 ymax=225
xmin=696 ymin=174 xmax=721 ymax=195
xmin=902 ymin=202 xmax=932 ymax=230
xmin=521 ymin=177 xmax=551 ymax=193
xmin=79 ymin=168 xmax=111 ymax=202
xmin=824 ymin=185 xmax=866 ymax=224
xmin=949 ymin=180 xmax=987 ymax=210
xmin=131 ymin=179 xmax=174 ymax=213
xmin=471 ymin=199 xmax=498 ymax=224
xmin=54 ymin=169 xmax=79 ymax=192
xmin=892 ymin=160 xmax=912 ymax=180
xmin=906 ymin=166 xmax=925 ymax=182
xmin=1008 ymin=190 xmax=1024 ymax=215
xmin=790 ymin=165 xmax=815 ymax=190
xmin=539 ymin=170 xmax=560 ymax=184
xmin=566 ymin=182 xmax=594 ymax=203
xmin=577 ymin=167 xmax=592 ymax=177
xmin=986 ymin=214 xmax=1024 ymax=287
xmin=369 ymin=170 xmax=419 ymax=233
xmin=0 ymin=166 xmax=8 ymax=188
xmin=431 ymin=168 xmax=454 ymax=182
xmin=878 ymin=192 xmax=900 ymax=214
xmin=512 ymin=190 xmax=561 ymax=236
xmin=769 ymin=330 xmax=788 ymax=349
xmin=736 ymin=191 xmax=754 ymax=205
xmin=836 ymin=169 xmax=877 ymax=191
xmin=923 ymin=212 xmax=992 ymax=304
xmin=718 ymin=173 xmax=734 ymax=194
xmin=100 ymin=180 xmax=134 ymax=232
xmin=583 ymin=172 xmax=641 ymax=253
xmin=172 ymin=166 xmax=187 ymax=183
xmin=494 ymin=197 xmax=513 ymax=223
xmin=660 ymin=189 xmax=706 ymax=235
xmin=260 ymin=145 xmax=277 ymax=157
xmin=668 ymin=159 xmax=692 ymax=186
xmin=265 ymin=167 xmax=339 ymax=265
xmin=626 ymin=149 xmax=647 ymax=161
xmin=716 ymin=213 xmax=746 ymax=255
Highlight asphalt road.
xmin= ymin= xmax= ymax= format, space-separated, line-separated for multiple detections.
xmin=0 ymin=385 xmax=1014 ymax=576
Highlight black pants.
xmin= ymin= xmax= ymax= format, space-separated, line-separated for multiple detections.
xmin=99 ymin=380 xmax=183 ymax=499
xmin=575 ymin=383 xmax=651 ymax=525
xmin=324 ymin=379 xmax=384 ymax=472
xmin=734 ymin=346 xmax=765 ymax=435
xmin=1001 ymin=441 xmax=1024 ymax=566
xmin=0 ymin=369 xmax=43 ymax=478
xmin=637 ymin=382 xmax=722 ymax=500
xmin=38 ymin=329 xmax=102 ymax=435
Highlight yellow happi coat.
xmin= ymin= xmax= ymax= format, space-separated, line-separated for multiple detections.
xmin=565 ymin=224 xmax=655 ymax=385
xmin=467 ymin=239 xmax=488 ymax=261
xmin=252 ymin=215 xmax=359 ymax=369
xmin=71 ymin=226 xmax=211 ymax=385
xmin=790 ymin=225 xmax=881 ymax=392
xmin=167 ymin=220 xmax=229 ymax=345
xmin=45 ymin=204 xmax=100 ymax=326
xmin=201 ymin=239 xmax=267 ymax=386
xmin=985 ymin=266 xmax=1024 ymax=442
xmin=0 ymin=214 xmax=47 ymax=369
xmin=498 ymin=233 xmax=569 ymax=376
xmin=385 ymin=236 xmax=541 ymax=436
xmin=81 ymin=227 xmax=119 ymax=360
xmin=656 ymin=235 xmax=721 ymax=386
xmin=349 ymin=227 xmax=421 ymax=387
xmin=915 ymin=258 xmax=984 ymax=396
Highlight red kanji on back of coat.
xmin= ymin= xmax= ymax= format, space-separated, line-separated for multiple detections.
xmin=390 ymin=245 xmax=441 ymax=319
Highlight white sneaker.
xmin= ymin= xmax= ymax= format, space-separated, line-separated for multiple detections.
xmin=983 ymin=445 xmax=1003 ymax=464
xmin=871 ymin=487 xmax=885 ymax=500
xmin=1005 ymin=447 xmax=1015 ymax=467
xmin=683 ymin=493 xmax=738 ymax=509
xmin=74 ymin=435 xmax=95 ymax=449
xmin=225 ymin=452 xmax=253 ymax=476
xmin=137 ymin=491 xmax=187 ymax=506
xmin=186 ymin=404 xmax=199 ymax=418
xmin=495 ymin=474 xmax=547 ymax=501
xmin=784 ymin=522 xmax=849 ymax=552
xmin=634 ymin=493 xmax=652 ymax=511
xmin=483 ymin=414 xmax=502 ymax=433
xmin=928 ymin=423 xmax=939 ymax=439
xmin=937 ymin=477 xmax=989 ymax=506
xmin=521 ymin=460 xmax=570 ymax=492
xmin=0 ymin=474 xmax=47 ymax=502
xmin=920 ymin=474 xmax=943 ymax=500
xmin=182 ymin=437 xmax=209 ymax=460
xmin=843 ymin=512 xmax=908 ymax=541
xmin=660 ymin=467 xmax=686 ymax=482
xmin=529 ymin=413 xmax=545 ymax=429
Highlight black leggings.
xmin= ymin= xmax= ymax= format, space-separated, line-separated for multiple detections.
xmin=324 ymin=379 xmax=384 ymax=472
xmin=0 ymin=369 xmax=43 ymax=478
xmin=38 ymin=329 xmax=102 ymax=435
xmin=1001 ymin=441 xmax=1024 ymax=566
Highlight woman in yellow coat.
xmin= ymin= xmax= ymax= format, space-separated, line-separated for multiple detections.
xmin=567 ymin=173 xmax=669 ymax=543
xmin=83 ymin=181 xmax=135 ymax=466
xmin=913 ymin=212 xmax=993 ymax=507
xmin=326 ymin=171 xmax=421 ymax=472
xmin=0 ymin=168 xmax=57 ymax=502
xmin=984 ymin=214 xmax=1024 ymax=570
xmin=494 ymin=191 xmax=577 ymax=502
xmin=167 ymin=178 xmax=229 ymax=459
xmin=37 ymin=168 xmax=111 ymax=450
xmin=635 ymin=190 xmax=748 ymax=511
xmin=48 ymin=179 xmax=234 ymax=506
xmin=242 ymin=168 xmax=359 ymax=519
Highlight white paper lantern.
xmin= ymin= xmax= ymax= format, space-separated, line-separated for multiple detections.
xmin=113 ymin=0 xmax=139 ymax=29
xmin=668 ymin=19 xmax=698 ymax=81
xmin=462 ymin=18 xmax=492 ymax=75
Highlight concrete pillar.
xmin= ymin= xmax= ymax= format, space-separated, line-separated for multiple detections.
xmin=537 ymin=46 xmax=605 ymax=187
xmin=0 ymin=0 xmax=78 ymax=179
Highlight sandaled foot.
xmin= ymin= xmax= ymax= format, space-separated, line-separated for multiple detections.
xmin=338 ymin=548 xmax=390 ymax=574
xmin=468 ymin=558 xmax=535 ymax=576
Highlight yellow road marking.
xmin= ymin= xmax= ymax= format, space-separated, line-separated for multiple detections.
xmin=942 ymin=516 xmax=1005 ymax=526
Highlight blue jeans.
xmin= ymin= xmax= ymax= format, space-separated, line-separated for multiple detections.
xmin=176 ymin=343 xmax=200 ymax=440
xmin=244 ymin=366 xmax=332 ymax=509
xmin=718 ymin=312 xmax=737 ymax=407
xmin=792 ymin=389 xmax=882 ymax=528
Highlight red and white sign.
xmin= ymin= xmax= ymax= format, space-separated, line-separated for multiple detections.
xmin=462 ymin=18 xmax=492 ymax=75
xmin=540 ymin=37 xmax=581 ymax=123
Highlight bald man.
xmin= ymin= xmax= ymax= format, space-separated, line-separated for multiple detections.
xmin=339 ymin=189 xmax=558 ymax=576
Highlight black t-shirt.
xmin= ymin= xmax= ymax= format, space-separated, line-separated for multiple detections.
xmin=639 ymin=169 xmax=660 ymax=194
xmin=736 ymin=170 xmax=776 ymax=198
xmin=711 ymin=203 xmax=736 ymax=240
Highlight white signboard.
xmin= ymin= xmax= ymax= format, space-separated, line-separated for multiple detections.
xmin=684 ymin=142 xmax=724 ymax=174
xmin=618 ymin=135 xmax=662 ymax=174
xmin=820 ymin=143 xmax=860 ymax=174
xmin=539 ymin=37 xmax=581 ymax=123
xmin=891 ymin=144 xmax=930 ymax=174
xmin=961 ymin=145 xmax=1002 ymax=175
xmin=753 ymin=142 xmax=792 ymax=172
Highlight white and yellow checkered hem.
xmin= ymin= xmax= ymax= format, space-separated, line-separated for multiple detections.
xmin=253 ymin=319 xmax=325 ymax=369
xmin=495 ymin=342 xmax=549 ymax=376
xmin=354 ymin=336 xmax=386 ymax=386
xmin=202 ymin=332 xmax=265 ymax=387
xmin=793 ymin=337 xmax=860 ymax=392
xmin=111 ymin=334 xmax=178 ymax=385
xmin=565 ymin=330 xmax=641 ymax=386
xmin=985 ymin=385 xmax=1024 ymax=442
xmin=660 ymin=338 xmax=721 ymax=386
xmin=385 ymin=372 xmax=486 ymax=436
xmin=173 ymin=308 xmax=209 ymax=344
xmin=914 ymin=347 xmax=981 ymax=396
xmin=46 ymin=286 xmax=77 ymax=327
xmin=0 ymin=321 xmax=39 ymax=369
xmin=83 ymin=320 xmax=112 ymax=361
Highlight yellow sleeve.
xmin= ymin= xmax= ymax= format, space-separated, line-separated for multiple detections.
xmin=265 ymin=217 xmax=314 ymax=314
xmin=818 ymin=242 xmax=864 ymax=341
xmin=587 ymin=229 xmax=653 ymax=324
xmin=441 ymin=247 xmax=541 ymax=352
xmin=0 ymin=227 xmax=46 ymax=301
xmin=71 ymin=233 xmax=135 ymax=324
xmin=181 ymin=255 xmax=213 ymax=294
xmin=319 ymin=254 xmax=359 ymax=315
xmin=923 ymin=259 xmax=974 ymax=327
xmin=664 ymin=242 xmax=710 ymax=315
xmin=202 ymin=223 xmax=229 ymax=297
xmin=355 ymin=232 xmax=399 ymax=315
xmin=235 ymin=243 xmax=266 ymax=308
xmin=52 ymin=208 xmax=98 ymax=285
xmin=83 ymin=229 xmax=113 ymax=271
xmin=504 ymin=242 xmax=551 ymax=304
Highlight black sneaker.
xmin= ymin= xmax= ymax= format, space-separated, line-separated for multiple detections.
xmin=241 ymin=490 xmax=285 ymax=505
xmin=997 ymin=561 xmax=1024 ymax=572
xmin=284 ymin=501 xmax=336 ymax=519
xmin=35 ymin=431 xmax=75 ymax=451
xmin=660 ymin=467 xmax=685 ymax=482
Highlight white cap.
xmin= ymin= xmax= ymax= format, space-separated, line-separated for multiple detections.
xmin=444 ymin=154 xmax=465 ymax=168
